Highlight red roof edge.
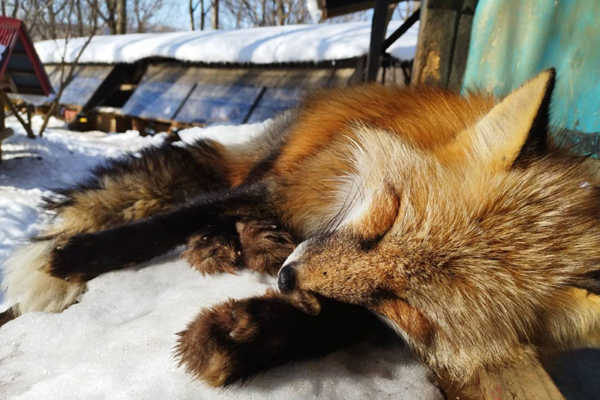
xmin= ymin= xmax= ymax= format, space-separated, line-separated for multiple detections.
xmin=0 ymin=17 xmax=53 ymax=96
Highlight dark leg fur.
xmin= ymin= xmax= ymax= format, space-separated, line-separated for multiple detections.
xmin=47 ymin=183 xmax=274 ymax=281
xmin=45 ymin=139 xmax=230 ymax=213
xmin=175 ymin=290 xmax=393 ymax=386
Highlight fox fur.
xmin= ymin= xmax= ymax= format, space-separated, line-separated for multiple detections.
xmin=2 ymin=70 xmax=599 ymax=391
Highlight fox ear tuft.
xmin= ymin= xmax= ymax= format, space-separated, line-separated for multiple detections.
xmin=466 ymin=69 xmax=555 ymax=171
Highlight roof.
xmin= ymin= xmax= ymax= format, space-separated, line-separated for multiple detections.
xmin=34 ymin=20 xmax=418 ymax=66
xmin=306 ymin=0 xmax=402 ymax=20
xmin=0 ymin=17 xmax=53 ymax=95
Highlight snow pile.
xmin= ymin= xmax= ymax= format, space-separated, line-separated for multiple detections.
xmin=0 ymin=119 xmax=442 ymax=399
xmin=35 ymin=20 xmax=418 ymax=65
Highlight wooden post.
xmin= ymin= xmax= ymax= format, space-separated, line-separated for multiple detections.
xmin=366 ymin=0 xmax=390 ymax=82
xmin=0 ymin=93 xmax=4 ymax=162
xmin=0 ymin=93 xmax=13 ymax=163
xmin=411 ymin=0 xmax=477 ymax=90
xmin=441 ymin=359 xmax=565 ymax=400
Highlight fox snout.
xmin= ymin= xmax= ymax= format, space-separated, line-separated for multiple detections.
xmin=277 ymin=262 xmax=297 ymax=292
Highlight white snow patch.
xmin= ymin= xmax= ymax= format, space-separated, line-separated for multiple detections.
xmin=0 ymin=118 xmax=441 ymax=400
xmin=35 ymin=21 xmax=419 ymax=65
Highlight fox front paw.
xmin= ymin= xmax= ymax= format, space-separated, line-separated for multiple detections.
xmin=184 ymin=232 xmax=241 ymax=275
xmin=174 ymin=298 xmax=261 ymax=386
xmin=174 ymin=291 xmax=322 ymax=386
xmin=236 ymin=220 xmax=296 ymax=275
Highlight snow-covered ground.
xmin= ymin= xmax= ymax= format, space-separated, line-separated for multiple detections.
xmin=35 ymin=20 xmax=418 ymax=65
xmin=0 ymin=118 xmax=442 ymax=399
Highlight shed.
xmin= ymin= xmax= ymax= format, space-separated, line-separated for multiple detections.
xmin=33 ymin=20 xmax=418 ymax=134
xmin=0 ymin=17 xmax=53 ymax=161
xmin=0 ymin=17 xmax=52 ymax=96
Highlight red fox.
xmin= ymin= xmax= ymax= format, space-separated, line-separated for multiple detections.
xmin=2 ymin=70 xmax=599 ymax=392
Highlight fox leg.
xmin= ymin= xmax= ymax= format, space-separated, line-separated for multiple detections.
xmin=45 ymin=182 xmax=274 ymax=282
xmin=3 ymin=140 xmax=232 ymax=315
xmin=175 ymin=290 xmax=390 ymax=386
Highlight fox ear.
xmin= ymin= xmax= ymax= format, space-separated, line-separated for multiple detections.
xmin=459 ymin=69 xmax=555 ymax=171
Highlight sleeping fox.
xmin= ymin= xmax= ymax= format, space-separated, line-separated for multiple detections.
xmin=2 ymin=69 xmax=599 ymax=393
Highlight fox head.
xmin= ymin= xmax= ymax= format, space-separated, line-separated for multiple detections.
xmin=277 ymin=70 xmax=600 ymax=383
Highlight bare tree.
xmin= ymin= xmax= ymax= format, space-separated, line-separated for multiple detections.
xmin=188 ymin=0 xmax=207 ymax=31
xmin=116 ymin=0 xmax=126 ymax=33
xmin=84 ymin=0 xmax=118 ymax=34
xmin=222 ymin=0 xmax=308 ymax=28
xmin=1 ymin=0 xmax=20 ymax=17
xmin=189 ymin=0 xmax=196 ymax=30
xmin=212 ymin=0 xmax=219 ymax=29
xmin=132 ymin=0 xmax=164 ymax=32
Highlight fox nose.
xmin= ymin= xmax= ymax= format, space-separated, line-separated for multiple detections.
xmin=278 ymin=263 xmax=297 ymax=292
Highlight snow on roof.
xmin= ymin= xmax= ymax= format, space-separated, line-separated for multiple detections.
xmin=34 ymin=20 xmax=418 ymax=65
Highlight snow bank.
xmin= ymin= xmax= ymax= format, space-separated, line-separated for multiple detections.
xmin=35 ymin=21 xmax=418 ymax=65
xmin=0 ymin=120 xmax=442 ymax=399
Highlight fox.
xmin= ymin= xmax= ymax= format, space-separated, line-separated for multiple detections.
xmin=2 ymin=69 xmax=600 ymax=395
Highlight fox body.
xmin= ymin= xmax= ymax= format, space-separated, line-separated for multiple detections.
xmin=3 ymin=70 xmax=600 ymax=391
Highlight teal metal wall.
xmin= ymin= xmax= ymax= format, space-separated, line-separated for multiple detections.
xmin=463 ymin=0 xmax=600 ymax=142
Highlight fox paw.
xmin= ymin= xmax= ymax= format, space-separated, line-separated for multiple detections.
xmin=174 ymin=298 xmax=261 ymax=386
xmin=184 ymin=233 xmax=241 ymax=275
xmin=46 ymin=235 xmax=96 ymax=282
xmin=174 ymin=291 xmax=322 ymax=386
xmin=236 ymin=220 xmax=296 ymax=275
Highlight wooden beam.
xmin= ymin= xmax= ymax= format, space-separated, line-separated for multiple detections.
xmin=382 ymin=7 xmax=420 ymax=51
xmin=322 ymin=0 xmax=402 ymax=19
xmin=441 ymin=359 xmax=565 ymax=400
xmin=366 ymin=0 xmax=390 ymax=82
xmin=411 ymin=0 xmax=478 ymax=89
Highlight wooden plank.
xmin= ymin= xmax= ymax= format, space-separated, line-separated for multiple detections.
xmin=411 ymin=0 xmax=460 ymax=87
xmin=321 ymin=0 xmax=401 ymax=19
xmin=366 ymin=0 xmax=390 ymax=82
xmin=441 ymin=359 xmax=565 ymax=400
xmin=383 ymin=7 xmax=421 ymax=51
xmin=447 ymin=12 xmax=474 ymax=90
xmin=411 ymin=0 xmax=478 ymax=88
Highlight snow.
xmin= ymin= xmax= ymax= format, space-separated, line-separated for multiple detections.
xmin=35 ymin=20 xmax=419 ymax=65
xmin=0 ymin=118 xmax=442 ymax=400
